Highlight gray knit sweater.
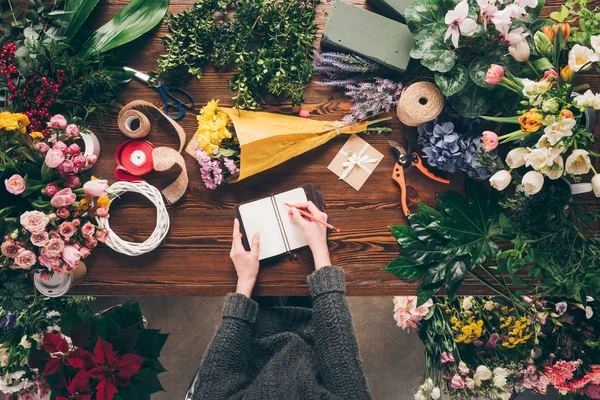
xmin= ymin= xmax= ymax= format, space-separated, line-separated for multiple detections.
xmin=192 ymin=266 xmax=372 ymax=400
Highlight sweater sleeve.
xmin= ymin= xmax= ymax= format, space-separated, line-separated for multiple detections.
xmin=192 ymin=293 xmax=258 ymax=400
xmin=307 ymin=266 xmax=372 ymax=400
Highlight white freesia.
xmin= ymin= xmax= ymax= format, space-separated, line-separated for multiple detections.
xmin=573 ymin=89 xmax=597 ymax=108
xmin=19 ymin=335 xmax=31 ymax=349
xmin=46 ymin=310 xmax=61 ymax=319
xmin=506 ymin=147 xmax=529 ymax=168
xmin=568 ymin=44 xmax=599 ymax=72
xmin=490 ymin=170 xmax=512 ymax=191
xmin=0 ymin=370 xmax=34 ymax=394
xmin=522 ymin=170 xmax=545 ymax=196
xmin=509 ymin=40 xmax=530 ymax=61
xmin=444 ymin=0 xmax=479 ymax=48
xmin=474 ymin=365 xmax=493 ymax=381
xmin=521 ymin=78 xmax=550 ymax=105
xmin=430 ymin=387 xmax=441 ymax=400
xmin=542 ymin=156 xmax=564 ymax=180
xmin=592 ymin=174 xmax=600 ymax=197
xmin=543 ymin=117 xmax=576 ymax=145
xmin=565 ymin=149 xmax=592 ymax=175
xmin=524 ymin=148 xmax=554 ymax=170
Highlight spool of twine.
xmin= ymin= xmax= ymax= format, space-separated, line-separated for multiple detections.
xmin=118 ymin=108 xmax=152 ymax=139
xmin=396 ymin=82 xmax=444 ymax=127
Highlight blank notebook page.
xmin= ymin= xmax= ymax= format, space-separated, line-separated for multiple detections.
xmin=238 ymin=187 xmax=309 ymax=260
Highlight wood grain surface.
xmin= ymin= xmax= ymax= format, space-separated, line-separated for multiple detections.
xmin=69 ymin=0 xmax=600 ymax=296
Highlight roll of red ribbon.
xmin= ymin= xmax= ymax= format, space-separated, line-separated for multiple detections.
xmin=114 ymin=140 xmax=155 ymax=181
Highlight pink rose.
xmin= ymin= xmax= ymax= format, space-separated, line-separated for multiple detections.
xmin=58 ymin=159 xmax=76 ymax=175
xmin=48 ymin=114 xmax=67 ymax=129
xmin=30 ymin=231 xmax=50 ymax=247
xmin=58 ymin=222 xmax=77 ymax=239
xmin=72 ymin=155 xmax=86 ymax=169
xmin=85 ymin=236 xmax=98 ymax=249
xmin=66 ymin=175 xmax=81 ymax=188
xmin=96 ymin=207 xmax=109 ymax=219
xmin=51 ymin=188 xmax=76 ymax=208
xmin=43 ymin=238 xmax=65 ymax=258
xmin=45 ymin=149 xmax=65 ymax=168
xmin=83 ymin=179 xmax=108 ymax=197
xmin=20 ymin=211 xmax=50 ymax=233
xmin=35 ymin=142 xmax=50 ymax=154
xmin=56 ymin=207 xmax=70 ymax=219
xmin=52 ymin=141 xmax=68 ymax=155
xmin=96 ymin=230 xmax=109 ymax=243
xmin=61 ymin=245 xmax=81 ymax=269
xmin=72 ymin=219 xmax=80 ymax=227
xmin=85 ymin=154 xmax=97 ymax=167
xmin=68 ymin=143 xmax=81 ymax=156
xmin=39 ymin=251 xmax=62 ymax=271
xmin=13 ymin=249 xmax=37 ymax=269
xmin=485 ymin=64 xmax=504 ymax=85
xmin=79 ymin=247 xmax=91 ymax=259
xmin=482 ymin=131 xmax=499 ymax=152
xmin=45 ymin=183 xmax=59 ymax=197
xmin=4 ymin=174 xmax=25 ymax=195
xmin=451 ymin=374 xmax=465 ymax=389
xmin=81 ymin=222 xmax=95 ymax=237
xmin=1 ymin=240 xmax=21 ymax=258
xmin=65 ymin=124 xmax=80 ymax=138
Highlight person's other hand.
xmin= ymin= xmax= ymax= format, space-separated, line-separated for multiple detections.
xmin=230 ymin=218 xmax=260 ymax=297
xmin=288 ymin=201 xmax=331 ymax=270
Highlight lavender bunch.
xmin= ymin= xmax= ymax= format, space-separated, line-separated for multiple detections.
xmin=343 ymin=78 xmax=402 ymax=124
xmin=313 ymin=51 xmax=383 ymax=87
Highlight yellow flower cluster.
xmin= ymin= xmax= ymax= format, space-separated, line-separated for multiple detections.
xmin=29 ymin=131 xmax=44 ymax=140
xmin=452 ymin=316 xmax=485 ymax=344
xmin=196 ymin=100 xmax=233 ymax=154
xmin=500 ymin=316 xmax=533 ymax=349
xmin=96 ymin=196 xmax=111 ymax=208
xmin=0 ymin=112 xmax=30 ymax=133
xmin=518 ymin=109 xmax=543 ymax=132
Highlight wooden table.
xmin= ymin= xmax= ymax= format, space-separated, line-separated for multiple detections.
xmin=72 ymin=0 xmax=595 ymax=296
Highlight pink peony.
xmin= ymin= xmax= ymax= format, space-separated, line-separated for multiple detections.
xmin=451 ymin=374 xmax=465 ymax=389
xmin=61 ymin=245 xmax=81 ymax=269
xmin=58 ymin=159 xmax=76 ymax=175
xmin=56 ymin=207 xmax=70 ymax=219
xmin=65 ymin=175 xmax=81 ymax=188
xmin=13 ymin=249 xmax=37 ymax=269
xmin=35 ymin=142 xmax=50 ymax=154
xmin=96 ymin=230 xmax=109 ymax=243
xmin=44 ymin=238 xmax=65 ymax=258
xmin=440 ymin=351 xmax=456 ymax=365
xmin=1 ymin=240 xmax=21 ymax=258
xmin=45 ymin=149 xmax=65 ymax=168
xmin=48 ymin=114 xmax=67 ymax=129
xmin=79 ymin=247 xmax=91 ymax=259
xmin=57 ymin=222 xmax=77 ymax=239
xmin=85 ymin=236 xmax=98 ymax=249
xmin=482 ymin=131 xmax=499 ymax=152
xmin=20 ymin=211 xmax=50 ymax=233
xmin=53 ymin=141 xmax=68 ymax=155
xmin=86 ymin=154 xmax=97 ymax=167
xmin=67 ymin=143 xmax=81 ymax=156
xmin=96 ymin=207 xmax=109 ymax=219
xmin=50 ymin=188 xmax=76 ymax=208
xmin=4 ymin=174 xmax=25 ymax=195
xmin=65 ymin=124 xmax=80 ymax=138
xmin=83 ymin=179 xmax=108 ymax=197
xmin=81 ymin=222 xmax=95 ymax=238
xmin=393 ymin=296 xmax=434 ymax=331
xmin=45 ymin=183 xmax=59 ymax=197
xmin=30 ymin=231 xmax=50 ymax=247
xmin=38 ymin=250 xmax=62 ymax=271
xmin=485 ymin=64 xmax=504 ymax=85
xmin=72 ymin=155 xmax=86 ymax=169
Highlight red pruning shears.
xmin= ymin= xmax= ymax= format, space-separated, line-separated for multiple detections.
xmin=389 ymin=140 xmax=450 ymax=217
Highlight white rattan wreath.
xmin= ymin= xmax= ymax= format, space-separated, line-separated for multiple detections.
xmin=95 ymin=181 xmax=170 ymax=256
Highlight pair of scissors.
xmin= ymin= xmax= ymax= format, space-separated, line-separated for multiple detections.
xmin=389 ymin=140 xmax=450 ymax=217
xmin=124 ymin=67 xmax=195 ymax=120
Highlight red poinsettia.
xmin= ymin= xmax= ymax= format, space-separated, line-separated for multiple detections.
xmin=57 ymin=370 xmax=93 ymax=400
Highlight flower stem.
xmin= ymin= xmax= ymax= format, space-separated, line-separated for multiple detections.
xmin=527 ymin=61 xmax=542 ymax=79
xmin=467 ymin=271 xmax=511 ymax=301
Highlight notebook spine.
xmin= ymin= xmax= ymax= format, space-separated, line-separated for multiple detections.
xmin=270 ymin=195 xmax=291 ymax=255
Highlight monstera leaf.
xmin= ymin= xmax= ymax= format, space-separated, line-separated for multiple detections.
xmin=383 ymin=182 xmax=501 ymax=305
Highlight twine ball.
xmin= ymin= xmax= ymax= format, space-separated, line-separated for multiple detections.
xmin=396 ymin=82 xmax=445 ymax=127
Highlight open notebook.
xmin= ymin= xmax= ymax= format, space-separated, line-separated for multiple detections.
xmin=236 ymin=185 xmax=325 ymax=260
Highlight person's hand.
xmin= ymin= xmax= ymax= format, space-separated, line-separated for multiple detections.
xmin=288 ymin=201 xmax=331 ymax=270
xmin=230 ymin=218 xmax=260 ymax=297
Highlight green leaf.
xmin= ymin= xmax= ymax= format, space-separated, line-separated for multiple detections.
xmin=485 ymin=46 xmax=520 ymax=75
xmin=449 ymin=82 xmax=492 ymax=118
xmin=550 ymin=5 xmax=568 ymax=22
xmin=421 ymin=263 xmax=446 ymax=288
xmin=410 ymin=37 xmax=444 ymax=60
xmin=417 ymin=281 xmax=442 ymax=306
xmin=445 ymin=258 xmax=467 ymax=300
xmin=469 ymin=57 xmax=493 ymax=88
xmin=383 ymin=257 xmax=426 ymax=280
xmin=405 ymin=0 xmax=446 ymax=41
xmin=421 ymin=48 xmax=457 ymax=73
xmin=494 ymin=90 xmax=522 ymax=116
xmin=80 ymin=0 xmax=169 ymax=57
xmin=46 ymin=0 xmax=100 ymax=40
xmin=435 ymin=64 xmax=468 ymax=97
xmin=388 ymin=225 xmax=419 ymax=247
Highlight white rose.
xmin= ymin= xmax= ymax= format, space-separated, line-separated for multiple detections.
xmin=19 ymin=335 xmax=31 ymax=349
xmin=484 ymin=301 xmax=495 ymax=311
xmin=496 ymin=390 xmax=512 ymax=400
xmin=524 ymin=148 xmax=554 ymax=170
xmin=489 ymin=170 xmax=511 ymax=191
xmin=459 ymin=361 xmax=470 ymax=376
xmin=493 ymin=375 xmax=507 ymax=388
xmin=506 ymin=147 xmax=529 ymax=168
xmin=423 ymin=378 xmax=434 ymax=392
xmin=474 ymin=365 xmax=493 ymax=381
xmin=462 ymin=296 xmax=474 ymax=310
xmin=542 ymin=156 xmax=564 ymax=180
xmin=569 ymin=44 xmax=599 ymax=72
xmin=494 ymin=367 xmax=508 ymax=379
xmin=586 ymin=306 xmax=593 ymax=319
xmin=522 ymin=171 xmax=545 ymax=196
xmin=414 ymin=389 xmax=426 ymax=400
xmin=430 ymin=387 xmax=441 ymax=400
xmin=543 ymin=117 xmax=576 ymax=145
xmin=565 ymin=149 xmax=592 ymax=175
xmin=466 ymin=377 xmax=476 ymax=389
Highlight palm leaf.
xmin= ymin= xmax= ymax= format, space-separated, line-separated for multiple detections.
xmin=46 ymin=0 xmax=101 ymax=40
xmin=79 ymin=0 xmax=169 ymax=57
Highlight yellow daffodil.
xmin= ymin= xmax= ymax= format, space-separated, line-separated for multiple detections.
xmin=96 ymin=196 xmax=111 ymax=208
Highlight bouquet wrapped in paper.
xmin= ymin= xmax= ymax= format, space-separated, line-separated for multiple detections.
xmin=186 ymin=100 xmax=389 ymax=189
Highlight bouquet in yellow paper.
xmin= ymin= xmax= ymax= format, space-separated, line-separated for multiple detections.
xmin=187 ymin=100 xmax=390 ymax=189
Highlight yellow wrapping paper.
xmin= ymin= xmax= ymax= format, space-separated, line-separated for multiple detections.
xmin=186 ymin=108 xmax=370 ymax=183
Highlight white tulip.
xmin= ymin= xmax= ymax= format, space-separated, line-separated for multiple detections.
xmin=543 ymin=117 xmax=576 ymax=145
xmin=565 ymin=149 xmax=592 ymax=175
xmin=586 ymin=306 xmax=593 ymax=319
xmin=522 ymin=170 xmax=544 ymax=196
xmin=543 ymin=156 xmax=564 ymax=180
xmin=592 ymin=174 xmax=600 ymax=197
xmin=509 ymin=40 xmax=530 ymax=62
xmin=490 ymin=170 xmax=511 ymax=191
xmin=506 ymin=147 xmax=529 ymax=168
xmin=591 ymin=35 xmax=600 ymax=55
xmin=474 ymin=365 xmax=493 ymax=381
xmin=524 ymin=148 xmax=554 ymax=170
xmin=568 ymin=44 xmax=599 ymax=72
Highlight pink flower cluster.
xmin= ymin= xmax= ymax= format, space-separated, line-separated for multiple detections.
xmin=393 ymin=296 xmax=434 ymax=332
xmin=194 ymin=144 xmax=241 ymax=190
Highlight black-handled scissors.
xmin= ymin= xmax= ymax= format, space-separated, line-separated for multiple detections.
xmin=124 ymin=67 xmax=195 ymax=120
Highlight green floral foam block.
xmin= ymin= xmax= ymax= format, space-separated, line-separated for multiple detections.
xmin=367 ymin=0 xmax=411 ymax=23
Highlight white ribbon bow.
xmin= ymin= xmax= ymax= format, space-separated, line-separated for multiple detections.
xmin=339 ymin=143 xmax=378 ymax=181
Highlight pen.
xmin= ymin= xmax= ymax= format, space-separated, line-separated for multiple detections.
xmin=283 ymin=202 xmax=340 ymax=233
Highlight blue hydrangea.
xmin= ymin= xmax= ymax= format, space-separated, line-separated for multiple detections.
xmin=417 ymin=113 xmax=497 ymax=180
xmin=0 ymin=311 xmax=15 ymax=330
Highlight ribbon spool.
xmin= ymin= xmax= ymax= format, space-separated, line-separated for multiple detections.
xmin=396 ymin=82 xmax=444 ymax=127
xmin=115 ymin=101 xmax=189 ymax=204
